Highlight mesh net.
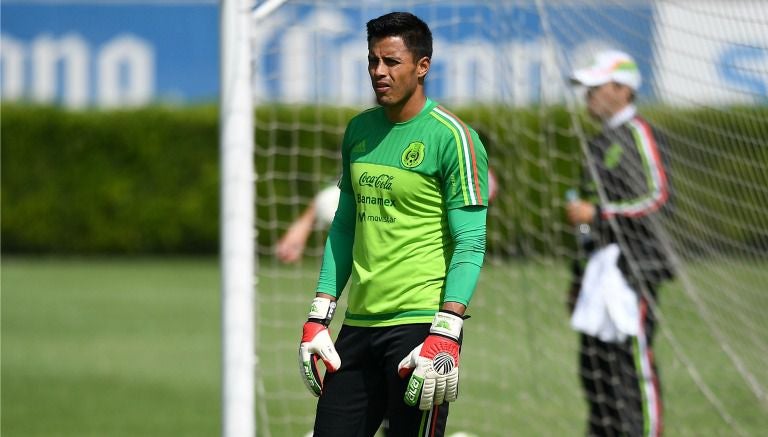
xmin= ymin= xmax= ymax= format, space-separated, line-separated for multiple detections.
xmin=248 ymin=1 xmax=768 ymax=435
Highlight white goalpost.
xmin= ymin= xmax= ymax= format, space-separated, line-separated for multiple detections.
xmin=220 ymin=0 xmax=256 ymax=435
xmin=219 ymin=0 xmax=768 ymax=436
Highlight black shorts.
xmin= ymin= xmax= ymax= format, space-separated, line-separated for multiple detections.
xmin=313 ymin=323 xmax=450 ymax=437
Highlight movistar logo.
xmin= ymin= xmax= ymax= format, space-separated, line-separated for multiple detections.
xmin=359 ymin=172 xmax=394 ymax=190
xmin=358 ymin=211 xmax=396 ymax=224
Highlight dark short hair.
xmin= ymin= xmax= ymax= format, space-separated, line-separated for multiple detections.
xmin=366 ymin=12 xmax=433 ymax=61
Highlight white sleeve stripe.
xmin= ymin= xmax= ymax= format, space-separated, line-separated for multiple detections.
xmin=433 ymin=106 xmax=479 ymax=204
xmin=602 ymin=119 xmax=668 ymax=217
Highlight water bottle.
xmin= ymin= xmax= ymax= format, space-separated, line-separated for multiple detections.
xmin=566 ymin=189 xmax=595 ymax=254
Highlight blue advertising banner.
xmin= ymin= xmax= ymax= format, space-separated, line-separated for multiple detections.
xmin=1 ymin=1 xmax=667 ymax=107
xmin=251 ymin=3 xmax=655 ymax=106
xmin=1 ymin=1 xmax=219 ymax=107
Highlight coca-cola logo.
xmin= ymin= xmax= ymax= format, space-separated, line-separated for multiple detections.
xmin=358 ymin=172 xmax=394 ymax=190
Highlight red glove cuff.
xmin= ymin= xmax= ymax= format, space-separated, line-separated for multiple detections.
xmin=301 ymin=321 xmax=327 ymax=342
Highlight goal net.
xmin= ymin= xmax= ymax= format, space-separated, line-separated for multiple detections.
xmin=245 ymin=1 xmax=768 ymax=435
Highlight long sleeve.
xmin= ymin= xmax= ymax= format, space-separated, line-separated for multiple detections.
xmin=315 ymin=190 xmax=356 ymax=297
xmin=600 ymin=118 xmax=669 ymax=219
xmin=443 ymin=205 xmax=487 ymax=306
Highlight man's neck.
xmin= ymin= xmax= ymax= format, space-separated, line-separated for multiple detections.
xmin=385 ymin=92 xmax=427 ymax=123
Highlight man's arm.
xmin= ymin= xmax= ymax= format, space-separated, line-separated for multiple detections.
xmin=275 ymin=202 xmax=317 ymax=263
xmin=568 ymin=122 xmax=669 ymax=225
xmin=442 ymin=205 xmax=488 ymax=311
xmin=398 ymin=205 xmax=486 ymax=410
xmin=298 ymin=190 xmax=355 ymax=397
xmin=600 ymin=120 xmax=669 ymax=219
xmin=315 ymin=190 xmax=356 ymax=298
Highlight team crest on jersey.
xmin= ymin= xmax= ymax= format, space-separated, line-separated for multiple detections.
xmin=401 ymin=141 xmax=425 ymax=168
xmin=604 ymin=143 xmax=623 ymax=169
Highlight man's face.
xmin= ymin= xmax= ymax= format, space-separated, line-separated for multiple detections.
xmin=367 ymin=36 xmax=427 ymax=108
xmin=585 ymin=82 xmax=631 ymax=121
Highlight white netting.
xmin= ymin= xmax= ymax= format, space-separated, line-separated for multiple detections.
xmin=248 ymin=1 xmax=768 ymax=435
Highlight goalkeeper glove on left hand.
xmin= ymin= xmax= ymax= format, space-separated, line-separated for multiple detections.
xmin=298 ymin=297 xmax=341 ymax=397
xmin=398 ymin=310 xmax=463 ymax=410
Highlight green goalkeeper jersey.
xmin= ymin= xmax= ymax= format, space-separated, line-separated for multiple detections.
xmin=332 ymin=98 xmax=489 ymax=327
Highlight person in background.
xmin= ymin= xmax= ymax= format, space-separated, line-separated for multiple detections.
xmin=275 ymin=184 xmax=339 ymax=264
xmin=567 ymin=49 xmax=674 ymax=437
xmin=296 ymin=11 xmax=490 ymax=436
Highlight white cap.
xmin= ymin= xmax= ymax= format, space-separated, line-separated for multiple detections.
xmin=570 ymin=50 xmax=641 ymax=91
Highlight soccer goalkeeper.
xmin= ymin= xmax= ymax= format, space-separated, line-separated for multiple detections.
xmin=298 ymin=11 xmax=489 ymax=437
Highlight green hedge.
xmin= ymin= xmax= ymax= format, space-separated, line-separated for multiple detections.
xmin=645 ymin=106 xmax=768 ymax=256
xmin=2 ymin=105 xmax=220 ymax=254
xmin=2 ymin=104 xmax=767 ymax=255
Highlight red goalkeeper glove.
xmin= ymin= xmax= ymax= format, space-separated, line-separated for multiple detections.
xmin=298 ymin=297 xmax=341 ymax=397
xmin=398 ymin=310 xmax=463 ymax=410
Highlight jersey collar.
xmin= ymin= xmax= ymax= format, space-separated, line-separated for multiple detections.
xmin=605 ymin=104 xmax=637 ymax=129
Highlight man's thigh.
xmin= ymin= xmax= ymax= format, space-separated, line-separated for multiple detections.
xmin=314 ymin=325 xmax=386 ymax=437
xmin=378 ymin=324 xmax=450 ymax=437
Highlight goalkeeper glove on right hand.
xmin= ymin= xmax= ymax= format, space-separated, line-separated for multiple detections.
xmin=398 ymin=310 xmax=463 ymax=410
xmin=298 ymin=297 xmax=341 ymax=397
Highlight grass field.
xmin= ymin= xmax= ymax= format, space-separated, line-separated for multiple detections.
xmin=3 ymin=257 xmax=767 ymax=436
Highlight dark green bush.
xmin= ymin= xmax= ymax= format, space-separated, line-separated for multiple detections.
xmin=2 ymin=104 xmax=766 ymax=255
xmin=2 ymin=105 xmax=220 ymax=254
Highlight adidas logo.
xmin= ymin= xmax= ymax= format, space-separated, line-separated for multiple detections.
xmin=351 ymin=140 xmax=366 ymax=154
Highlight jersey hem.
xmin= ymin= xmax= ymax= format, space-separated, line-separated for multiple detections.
xmin=343 ymin=310 xmax=437 ymax=327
